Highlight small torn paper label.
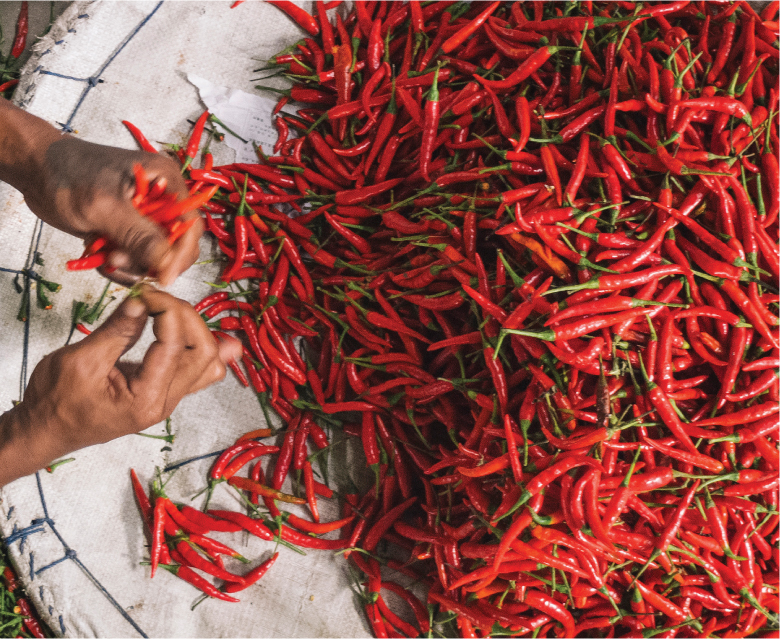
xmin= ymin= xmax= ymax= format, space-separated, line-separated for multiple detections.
xmin=188 ymin=73 xmax=280 ymax=163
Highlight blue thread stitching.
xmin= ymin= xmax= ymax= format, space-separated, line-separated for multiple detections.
xmin=70 ymin=555 xmax=148 ymax=638
xmin=39 ymin=70 xmax=89 ymax=82
xmin=3 ymin=524 xmax=45 ymax=546
xmin=35 ymin=554 xmax=69 ymax=575
xmin=164 ymin=449 xmax=223 ymax=472
xmin=62 ymin=2 xmax=164 ymax=132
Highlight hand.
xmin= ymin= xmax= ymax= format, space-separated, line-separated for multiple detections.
xmin=23 ymin=136 xmax=203 ymax=286
xmin=15 ymin=285 xmax=241 ymax=462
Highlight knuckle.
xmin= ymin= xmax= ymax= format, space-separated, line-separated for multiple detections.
xmin=187 ymin=239 xmax=202 ymax=265
xmin=211 ymin=360 xmax=227 ymax=384
xmin=110 ymin=316 xmax=142 ymax=341
xmin=136 ymin=400 xmax=168 ymax=428
xmin=121 ymin=224 xmax=166 ymax=259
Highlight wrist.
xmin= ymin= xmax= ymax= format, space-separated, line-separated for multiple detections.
xmin=0 ymin=99 xmax=62 ymax=197
xmin=0 ymin=402 xmax=62 ymax=487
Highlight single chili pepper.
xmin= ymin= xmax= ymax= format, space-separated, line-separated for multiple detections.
xmin=302 ymin=460 xmax=320 ymax=523
xmin=224 ymin=552 xmax=279 ymax=594
xmin=268 ymin=0 xmax=319 ymax=35
xmin=188 ymin=533 xmax=246 ymax=563
xmin=0 ymin=79 xmax=19 ymax=93
xmin=16 ymin=598 xmax=44 ymax=639
xmin=208 ymin=510 xmax=275 ymax=541
xmin=10 ymin=1 xmax=28 ymax=58
xmin=183 ymin=110 xmax=209 ymax=168
xmin=180 ymin=506 xmax=242 ymax=533
xmin=122 ymin=120 xmax=158 ymax=153
xmin=222 ymin=446 xmax=279 ymax=480
xmin=363 ymin=497 xmax=416 ymax=552
xmin=419 ymin=67 xmax=441 ymax=182
xmin=161 ymin=562 xmax=239 ymax=602
xmin=634 ymin=580 xmax=687 ymax=623
xmin=2 ymin=566 xmax=18 ymax=592
xmin=642 ymin=437 xmax=723 ymax=473
xmin=66 ymin=251 xmax=108 ymax=271
xmin=441 ymin=1 xmax=500 ymax=54
xmin=478 ymin=45 xmax=562 ymax=90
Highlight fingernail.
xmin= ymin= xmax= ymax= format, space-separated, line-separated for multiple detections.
xmin=158 ymin=270 xmax=173 ymax=288
xmin=107 ymin=251 xmax=131 ymax=270
xmin=124 ymin=297 xmax=146 ymax=318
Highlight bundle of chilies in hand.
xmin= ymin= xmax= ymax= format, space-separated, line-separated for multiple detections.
xmin=121 ymin=0 xmax=779 ymax=636
xmin=66 ymin=115 xmax=217 ymax=272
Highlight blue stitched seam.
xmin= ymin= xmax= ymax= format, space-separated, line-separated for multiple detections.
xmin=164 ymin=449 xmax=224 ymax=472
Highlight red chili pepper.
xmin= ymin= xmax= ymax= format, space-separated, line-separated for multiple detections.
xmin=10 ymin=2 xmax=28 ymax=59
xmin=122 ymin=120 xmax=158 ymax=154
xmin=224 ymin=552 xmax=279 ymax=594
xmin=419 ymin=67 xmax=441 ymax=182
xmin=184 ymin=110 xmax=209 ymax=166
xmin=267 ymin=0 xmax=319 ymax=35
xmin=162 ymin=562 xmax=239 ymax=603
xmin=16 ymin=598 xmax=44 ymax=638
xmin=441 ymin=1 xmax=500 ymax=54
xmin=0 ymin=79 xmax=19 ymax=93
xmin=478 ymin=45 xmax=562 ymax=89
xmin=180 ymin=506 xmax=242 ymax=533
xmin=150 ymin=498 xmax=167 ymax=578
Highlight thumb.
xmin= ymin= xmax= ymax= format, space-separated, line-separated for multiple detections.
xmin=79 ymin=295 xmax=148 ymax=368
xmin=99 ymin=202 xmax=173 ymax=279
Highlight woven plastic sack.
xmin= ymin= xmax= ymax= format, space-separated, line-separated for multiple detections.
xmin=0 ymin=2 xmax=372 ymax=636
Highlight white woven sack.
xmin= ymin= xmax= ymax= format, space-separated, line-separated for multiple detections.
xmin=0 ymin=2 xmax=375 ymax=636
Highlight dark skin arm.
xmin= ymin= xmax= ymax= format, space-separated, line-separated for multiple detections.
xmin=0 ymin=100 xmax=234 ymax=487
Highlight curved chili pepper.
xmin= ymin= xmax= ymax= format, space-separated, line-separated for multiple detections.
xmin=10 ymin=2 xmax=28 ymax=58
xmin=267 ymin=0 xmax=319 ymax=35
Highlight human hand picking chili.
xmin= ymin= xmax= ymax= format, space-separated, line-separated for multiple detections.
xmin=0 ymin=285 xmax=241 ymax=488
xmin=0 ymin=98 xmax=202 ymax=287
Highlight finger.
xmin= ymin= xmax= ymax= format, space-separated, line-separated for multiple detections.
xmin=77 ymin=294 xmax=148 ymax=371
xmin=187 ymin=333 xmax=242 ymax=394
xmin=216 ymin=333 xmax=243 ymax=364
xmin=187 ymin=357 xmax=228 ymax=395
xmin=157 ymin=215 xmax=204 ymax=287
xmin=130 ymin=286 xmax=217 ymax=403
xmin=126 ymin=287 xmax=188 ymax=417
xmin=162 ymin=300 xmax=224 ymax=398
xmin=96 ymin=199 xmax=173 ymax=278
xmin=140 ymin=155 xmax=189 ymax=199
xmin=96 ymin=256 xmax=143 ymax=287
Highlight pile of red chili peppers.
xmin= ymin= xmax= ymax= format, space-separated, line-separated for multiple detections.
xmin=1 ymin=549 xmax=46 ymax=638
xmin=125 ymin=1 xmax=779 ymax=636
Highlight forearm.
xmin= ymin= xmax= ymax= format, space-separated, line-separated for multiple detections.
xmin=0 ymin=404 xmax=59 ymax=488
xmin=0 ymin=98 xmax=62 ymax=196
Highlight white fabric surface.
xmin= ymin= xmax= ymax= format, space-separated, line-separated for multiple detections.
xmin=0 ymin=2 xmax=371 ymax=636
